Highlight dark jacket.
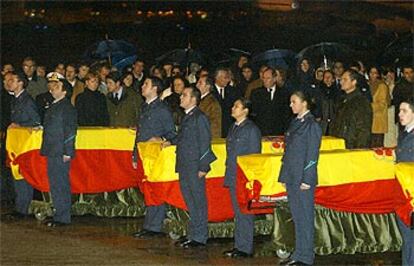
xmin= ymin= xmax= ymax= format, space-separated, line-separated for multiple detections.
xmin=395 ymin=127 xmax=414 ymax=163
xmin=25 ymin=73 xmax=48 ymax=99
xmin=278 ymin=112 xmax=322 ymax=187
xmin=224 ymin=119 xmax=261 ymax=187
xmin=393 ymin=78 xmax=414 ymax=122
xmin=1 ymin=88 xmax=14 ymax=130
xmin=330 ymin=89 xmax=372 ymax=149
xmin=250 ymin=86 xmax=291 ymax=136
xmin=107 ymin=87 xmax=142 ymax=127
xmin=40 ymin=98 xmax=77 ymax=158
xmin=75 ymin=88 xmax=109 ymax=126
xmin=211 ymin=84 xmax=242 ymax=137
xmin=10 ymin=90 xmax=41 ymax=127
xmin=35 ymin=91 xmax=54 ymax=123
xmin=172 ymin=107 xmax=217 ymax=173
xmin=199 ymin=93 xmax=222 ymax=138
xmin=317 ymin=83 xmax=341 ymax=135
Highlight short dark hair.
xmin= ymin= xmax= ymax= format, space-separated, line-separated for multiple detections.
xmin=236 ymin=97 xmax=252 ymax=114
xmin=187 ymin=85 xmax=202 ymax=105
xmin=66 ymin=63 xmax=77 ymax=70
xmin=133 ymin=57 xmax=145 ymax=65
xmin=147 ymin=76 xmax=164 ymax=95
xmin=402 ymin=96 xmax=414 ymax=112
xmin=291 ymin=90 xmax=316 ymax=112
xmin=106 ymin=71 xmax=122 ymax=83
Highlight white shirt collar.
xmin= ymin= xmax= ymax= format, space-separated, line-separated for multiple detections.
xmin=69 ymin=79 xmax=76 ymax=87
xmin=185 ymin=105 xmax=196 ymax=114
xmin=297 ymin=110 xmax=310 ymax=119
xmin=114 ymin=87 xmax=123 ymax=99
xmin=146 ymin=96 xmax=158 ymax=105
xmin=267 ymin=85 xmax=276 ymax=91
xmin=235 ymin=118 xmax=247 ymax=126
xmin=406 ymin=124 xmax=414 ymax=133
xmin=14 ymin=89 xmax=24 ymax=98
xmin=201 ymin=92 xmax=210 ymax=99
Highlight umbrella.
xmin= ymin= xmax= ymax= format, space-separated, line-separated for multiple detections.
xmin=83 ymin=39 xmax=137 ymax=66
xmin=213 ymin=48 xmax=251 ymax=67
xmin=252 ymin=49 xmax=296 ymax=70
xmin=379 ymin=33 xmax=413 ymax=66
xmin=155 ymin=48 xmax=207 ymax=67
xmin=296 ymin=42 xmax=354 ymax=68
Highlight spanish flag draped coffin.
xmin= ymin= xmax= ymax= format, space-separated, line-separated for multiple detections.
xmin=6 ymin=128 xmax=412 ymax=225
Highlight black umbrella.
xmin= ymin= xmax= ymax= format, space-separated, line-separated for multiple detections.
xmin=252 ymin=49 xmax=296 ymax=70
xmin=296 ymin=42 xmax=354 ymax=68
xmin=155 ymin=48 xmax=206 ymax=67
xmin=213 ymin=48 xmax=251 ymax=67
xmin=83 ymin=39 xmax=136 ymax=66
xmin=380 ymin=33 xmax=413 ymax=66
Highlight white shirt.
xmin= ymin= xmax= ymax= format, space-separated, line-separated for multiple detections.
xmin=185 ymin=106 xmax=196 ymax=114
xmin=146 ymin=96 xmax=158 ymax=105
xmin=215 ymin=84 xmax=224 ymax=99
xmin=14 ymin=89 xmax=24 ymax=98
xmin=69 ymin=79 xmax=76 ymax=87
xmin=113 ymin=87 xmax=123 ymax=100
xmin=201 ymin=92 xmax=210 ymax=99
xmin=406 ymin=124 xmax=414 ymax=133
xmin=267 ymin=85 xmax=276 ymax=100
xmin=297 ymin=110 xmax=310 ymax=119
xmin=235 ymin=118 xmax=247 ymax=126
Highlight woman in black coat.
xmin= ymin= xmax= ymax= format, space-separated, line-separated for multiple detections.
xmin=395 ymin=98 xmax=414 ymax=266
xmin=278 ymin=90 xmax=322 ymax=266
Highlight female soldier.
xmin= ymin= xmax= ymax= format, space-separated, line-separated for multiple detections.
xmin=223 ymin=98 xmax=261 ymax=258
xmin=279 ymin=91 xmax=322 ymax=266
xmin=395 ymin=98 xmax=414 ymax=266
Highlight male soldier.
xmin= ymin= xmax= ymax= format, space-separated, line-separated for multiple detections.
xmin=166 ymin=86 xmax=216 ymax=248
xmin=40 ymin=73 xmax=77 ymax=227
xmin=7 ymin=71 xmax=41 ymax=218
xmin=131 ymin=76 xmax=176 ymax=238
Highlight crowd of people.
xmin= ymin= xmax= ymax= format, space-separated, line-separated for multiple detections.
xmin=1 ymin=53 xmax=414 ymax=265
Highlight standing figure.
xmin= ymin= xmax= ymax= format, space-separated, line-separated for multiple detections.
xmin=8 ymin=72 xmax=41 ymax=218
xmin=167 ymin=86 xmax=217 ymax=248
xmin=278 ymin=91 xmax=322 ymax=266
xmin=395 ymin=98 xmax=414 ymax=266
xmin=131 ymin=76 xmax=176 ymax=239
xmin=40 ymin=73 xmax=77 ymax=227
xmin=222 ymin=98 xmax=261 ymax=258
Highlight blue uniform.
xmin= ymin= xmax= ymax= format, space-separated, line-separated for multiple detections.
xmin=172 ymin=107 xmax=216 ymax=244
xmin=278 ymin=112 xmax=322 ymax=265
xmin=225 ymin=119 xmax=261 ymax=254
xmin=10 ymin=89 xmax=41 ymax=215
xmin=133 ymin=98 xmax=176 ymax=233
xmin=40 ymin=98 xmax=77 ymax=224
xmin=395 ymin=127 xmax=414 ymax=266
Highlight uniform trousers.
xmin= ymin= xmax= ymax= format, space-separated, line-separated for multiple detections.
xmin=229 ymin=185 xmax=254 ymax=254
xmin=47 ymin=157 xmax=71 ymax=224
xmin=286 ymin=183 xmax=315 ymax=265
xmin=143 ymin=204 xmax=166 ymax=232
xmin=13 ymin=179 xmax=33 ymax=214
xmin=397 ymin=216 xmax=414 ymax=266
xmin=178 ymin=166 xmax=208 ymax=244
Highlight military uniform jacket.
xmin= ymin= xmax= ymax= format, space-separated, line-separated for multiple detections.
xmin=10 ymin=90 xmax=41 ymax=127
xmin=396 ymin=128 xmax=414 ymax=163
xmin=278 ymin=112 xmax=322 ymax=186
xmin=224 ymin=119 xmax=261 ymax=187
xmin=40 ymin=98 xmax=77 ymax=158
xmin=172 ymin=107 xmax=217 ymax=173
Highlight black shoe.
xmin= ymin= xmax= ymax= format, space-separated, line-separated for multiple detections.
xmin=223 ymin=248 xmax=252 ymax=258
xmin=44 ymin=220 xmax=69 ymax=227
xmin=132 ymin=229 xmax=166 ymax=239
xmin=181 ymin=240 xmax=206 ymax=249
xmin=175 ymin=236 xmax=189 ymax=247
xmin=279 ymin=258 xmax=311 ymax=266
xmin=2 ymin=211 xmax=30 ymax=220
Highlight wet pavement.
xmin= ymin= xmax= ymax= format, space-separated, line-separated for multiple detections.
xmin=0 ymin=209 xmax=401 ymax=266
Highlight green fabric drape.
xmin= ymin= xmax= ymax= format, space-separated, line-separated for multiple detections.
xmin=269 ymin=201 xmax=402 ymax=255
xmin=30 ymin=188 xmax=146 ymax=220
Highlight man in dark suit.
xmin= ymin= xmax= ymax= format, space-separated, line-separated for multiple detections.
xmin=40 ymin=72 xmax=77 ymax=227
xmin=131 ymin=76 xmax=177 ymax=239
xmin=211 ymin=68 xmax=242 ymax=137
xmin=251 ymin=67 xmax=291 ymax=136
xmin=132 ymin=58 xmax=146 ymax=94
xmin=7 ymin=71 xmax=41 ymax=218
xmin=167 ymin=86 xmax=216 ymax=248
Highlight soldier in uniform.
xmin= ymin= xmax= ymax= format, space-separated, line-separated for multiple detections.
xmin=7 ymin=71 xmax=41 ymax=218
xmin=222 ymin=98 xmax=261 ymax=258
xmin=165 ymin=86 xmax=217 ymax=248
xmin=395 ymin=98 xmax=414 ymax=266
xmin=40 ymin=73 xmax=77 ymax=227
xmin=131 ymin=76 xmax=176 ymax=239
xmin=279 ymin=91 xmax=322 ymax=266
